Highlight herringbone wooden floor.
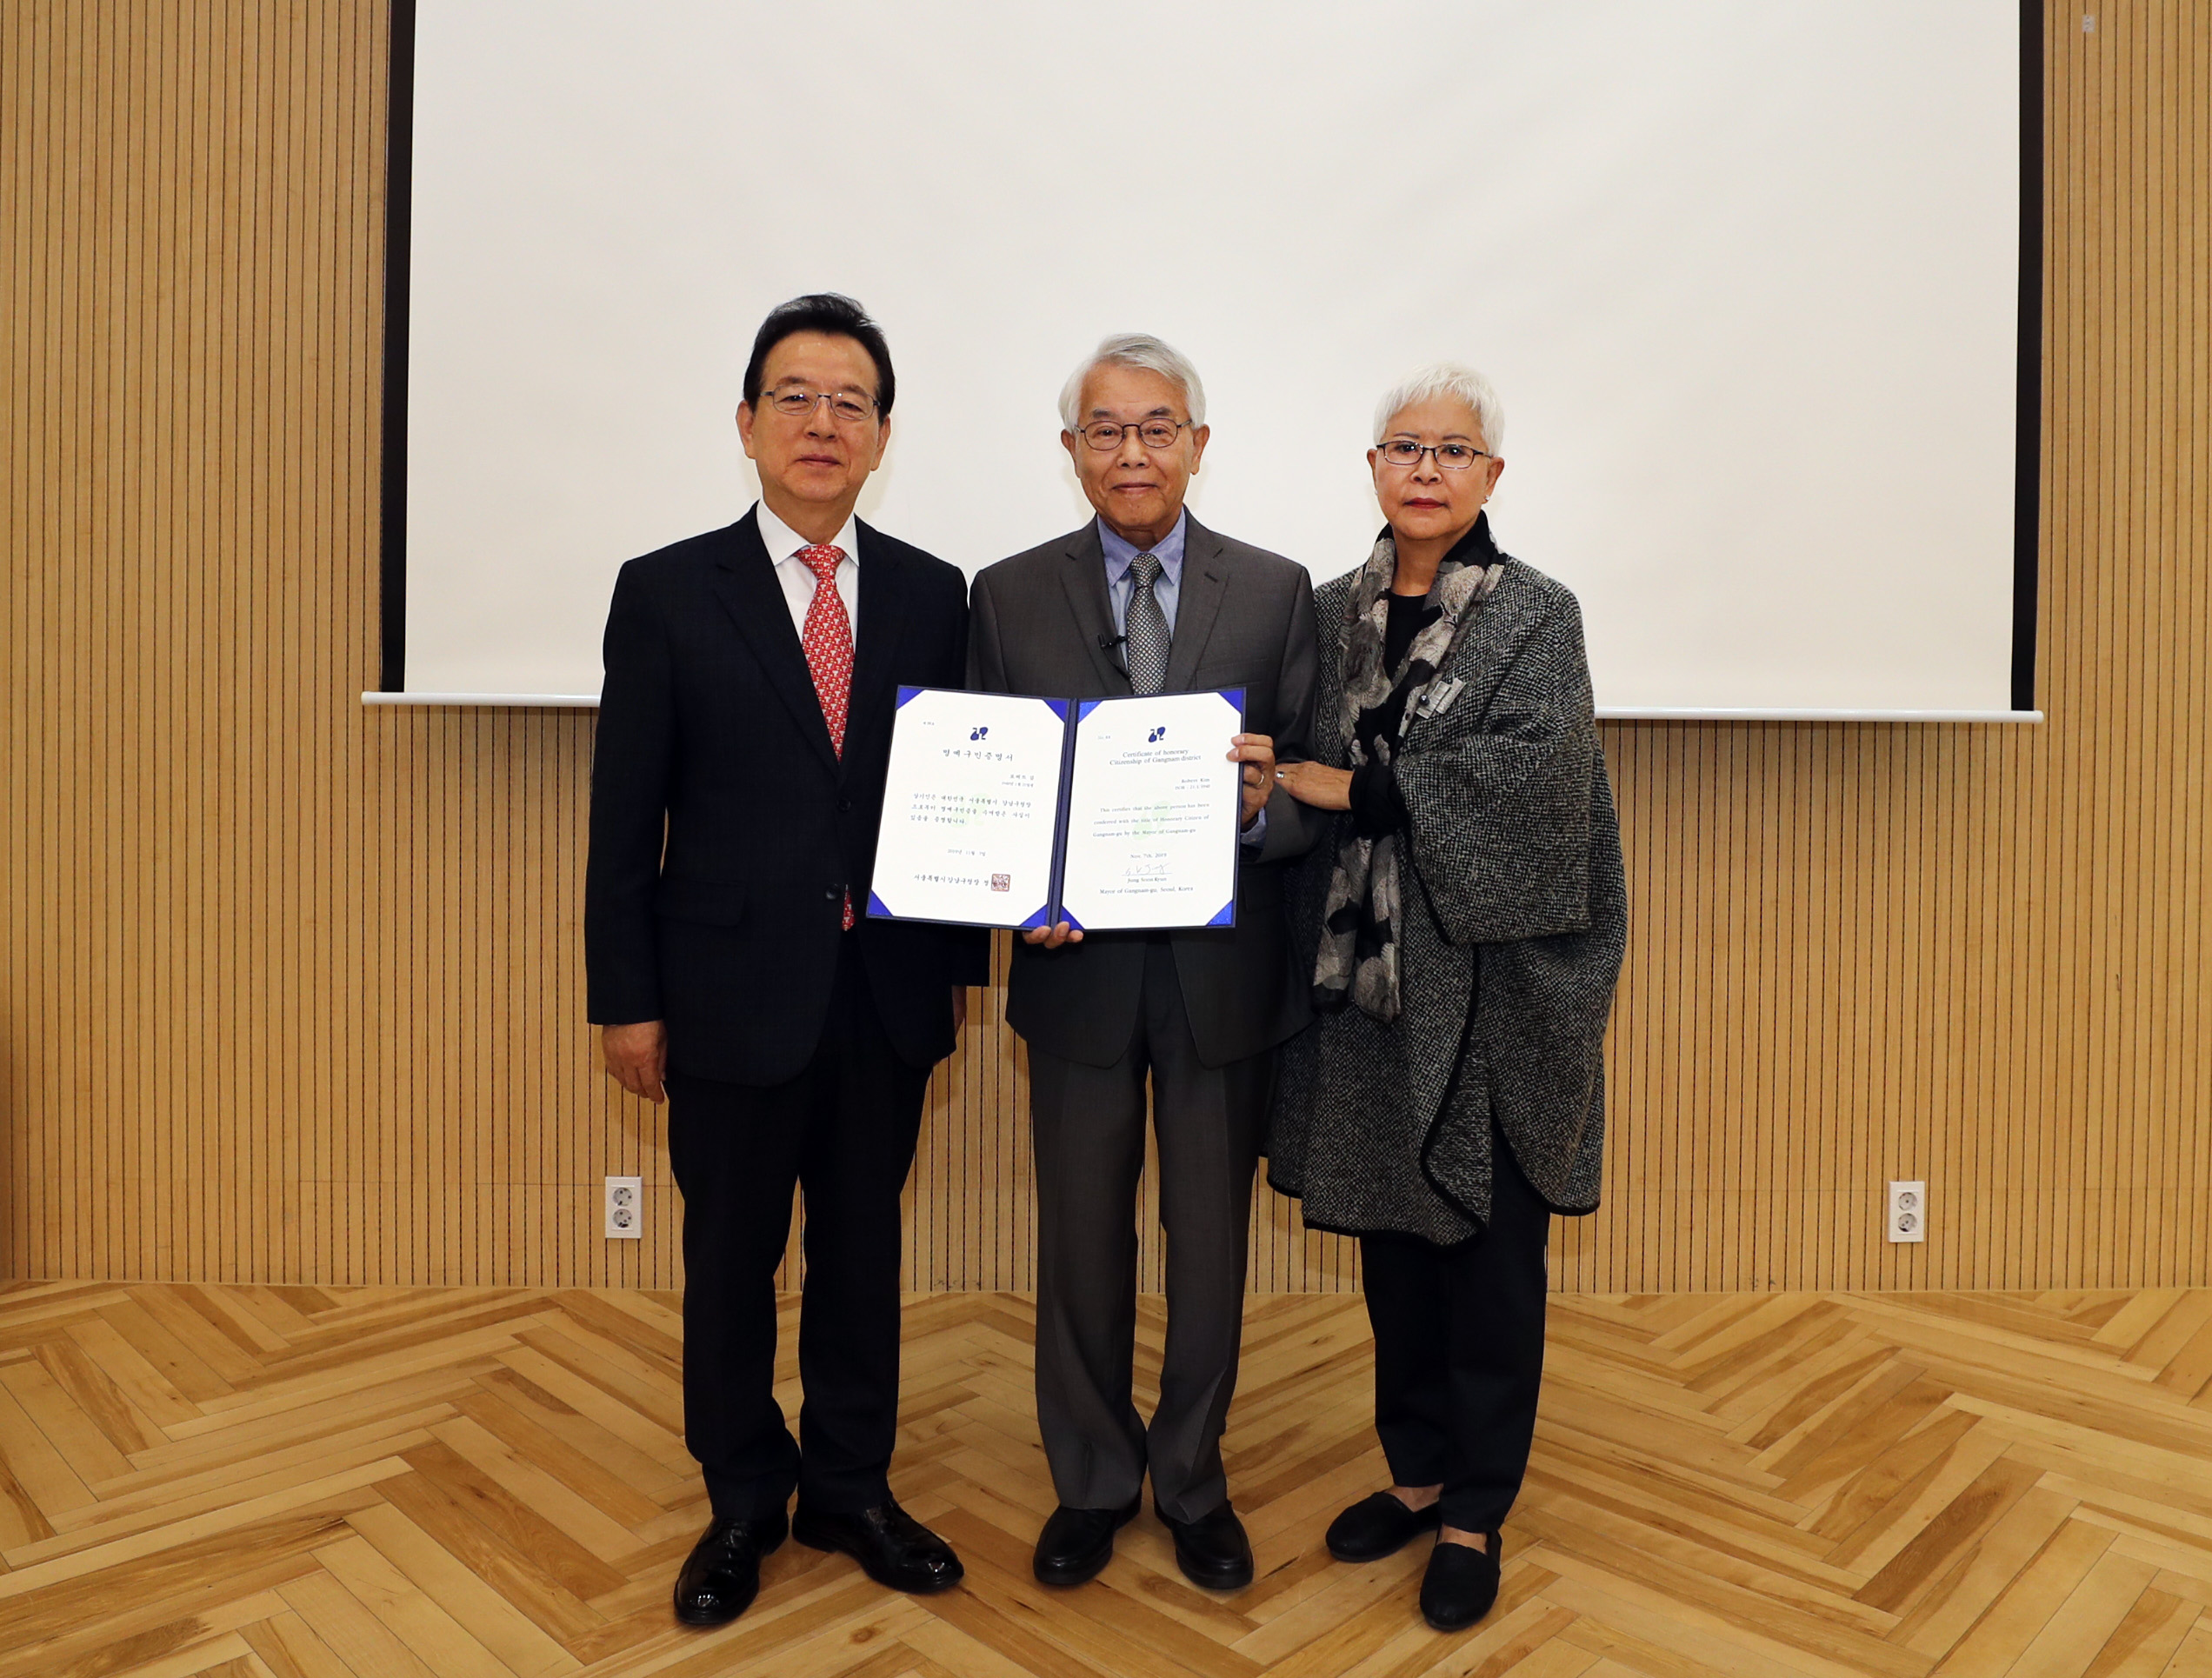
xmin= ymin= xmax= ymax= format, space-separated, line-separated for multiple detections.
xmin=5 ymin=1285 xmax=2212 ymax=1677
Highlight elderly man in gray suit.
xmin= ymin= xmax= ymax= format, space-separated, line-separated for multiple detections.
xmin=969 ymin=334 xmax=1321 ymax=1591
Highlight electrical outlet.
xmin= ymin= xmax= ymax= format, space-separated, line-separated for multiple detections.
xmin=604 ymin=1175 xmax=643 ymax=1240
xmin=1887 ymin=1180 xmax=1926 ymax=1244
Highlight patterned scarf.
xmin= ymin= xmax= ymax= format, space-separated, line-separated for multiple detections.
xmin=1311 ymin=526 xmax=1505 ymax=1022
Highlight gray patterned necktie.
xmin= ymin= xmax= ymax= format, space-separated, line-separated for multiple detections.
xmin=1125 ymin=551 xmax=1170 ymax=695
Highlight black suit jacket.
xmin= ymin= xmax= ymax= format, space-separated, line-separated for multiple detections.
xmin=968 ymin=515 xmax=1323 ymax=1069
xmin=586 ymin=510 xmax=989 ymax=1085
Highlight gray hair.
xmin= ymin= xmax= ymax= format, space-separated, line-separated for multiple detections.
xmin=1372 ymin=363 xmax=1505 ymax=455
xmin=1058 ymin=333 xmax=1208 ymax=431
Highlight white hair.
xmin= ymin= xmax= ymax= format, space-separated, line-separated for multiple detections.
xmin=1372 ymin=363 xmax=1504 ymax=455
xmin=1058 ymin=333 xmax=1208 ymax=431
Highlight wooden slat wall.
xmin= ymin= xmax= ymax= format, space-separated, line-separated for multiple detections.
xmin=3 ymin=3 xmax=2206 ymax=1294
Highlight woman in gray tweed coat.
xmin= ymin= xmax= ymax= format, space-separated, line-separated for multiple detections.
xmin=1271 ymin=363 xmax=1627 ymax=1632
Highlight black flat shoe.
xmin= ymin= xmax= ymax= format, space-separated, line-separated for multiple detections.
xmin=1034 ymin=1495 xmax=1142 ymax=1587
xmin=673 ymin=1511 xmax=787 ymax=1626
xmin=1325 ymin=1491 xmax=1444 ymax=1563
xmin=1420 ymin=1531 xmax=1502 ymax=1631
xmin=792 ymin=1497 xmax=963 ymax=1594
xmin=1158 ymin=1501 xmax=1255 ymax=1591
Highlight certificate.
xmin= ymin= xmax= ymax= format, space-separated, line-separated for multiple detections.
xmin=868 ymin=686 xmax=1247 ymax=931
xmin=1057 ymin=689 xmax=1244 ymax=932
xmin=866 ymin=689 xmax=1069 ymax=929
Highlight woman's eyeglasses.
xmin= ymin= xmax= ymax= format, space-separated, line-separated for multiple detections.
xmin=1376 ymin=440 xmax=1490 ymax=470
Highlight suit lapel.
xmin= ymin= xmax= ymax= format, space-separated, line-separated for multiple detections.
xmin=707 ymin=509 xmax=841 ymax=775
xmin=1164 ymin=514 xmax=1229 ymax=692
xmin=842 ymin=520 xmax=909 ymax=781
xmin=1058 ymin=522 xmax=1130 ymax=693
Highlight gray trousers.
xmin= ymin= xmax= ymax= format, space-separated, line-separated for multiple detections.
xmin=1027 ymin=942 xmax=1269 ymax=1522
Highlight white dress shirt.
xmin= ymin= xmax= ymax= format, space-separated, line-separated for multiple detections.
xmin=756 ymin=500 xmax=862 ymax=648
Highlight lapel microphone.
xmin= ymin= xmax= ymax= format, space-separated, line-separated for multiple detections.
xmin=1096 ymin=631 xmax=1129 ymax=676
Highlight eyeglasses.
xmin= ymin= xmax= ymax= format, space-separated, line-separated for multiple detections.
xmin=1376 ymin=440 xmax=1491 ymax=471
xmin=763 ymin=386 xmax=878 ymax=423
xmin=1076 ymin=418 xmax=1194 ymax=452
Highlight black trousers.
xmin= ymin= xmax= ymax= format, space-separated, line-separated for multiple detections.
xmin=1359 ymin=1124 xmax=1551 ymax=1533
xmin=664 ymin=942 xmax=930 ymax=1522
xmin=1026 ymin=942 xmax=1269 ymax=1523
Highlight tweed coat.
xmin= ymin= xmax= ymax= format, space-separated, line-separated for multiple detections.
xmin=1266 ymin=543 xmax=1628 ymax=1244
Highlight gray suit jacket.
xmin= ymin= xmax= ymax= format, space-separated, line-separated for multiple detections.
xmin=969 ymin=515 xmax=1324 ymax=1068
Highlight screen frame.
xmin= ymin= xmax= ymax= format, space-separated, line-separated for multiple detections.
xmin=372 ymin=0 xmax=2045 ymax=717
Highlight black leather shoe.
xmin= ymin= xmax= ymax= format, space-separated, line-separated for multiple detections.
xmin=791 ymin=1498 xmax=963 ymax=1594
xmin=1325 ymin=1491 xmax=1444 ymax=1562
xmin=1420 ymin=1531 xmax=1502 ymax=1631
xmin=1033 ymin=1495 xmax=1142 ymax=1586
xmin=1158 ymin=1501 xmax=1255 ymax=1591
xmin=673 ymin=1511 xmax=787 ymax=1626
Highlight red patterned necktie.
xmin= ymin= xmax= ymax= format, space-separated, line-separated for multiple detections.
xmin=797 ymin=543 xmax=856 ymax=929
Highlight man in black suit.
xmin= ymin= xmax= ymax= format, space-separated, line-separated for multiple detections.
xmin=586 ymin=295 xmax=987 ymax=1627
xmin=969 ymin=334 xmax=1322 ymax=1592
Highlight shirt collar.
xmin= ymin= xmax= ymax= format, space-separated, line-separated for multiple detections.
xmin=756 ymin=499 xmax=860 ymax=567
xmin=1098 ymin=510 xmax=1188 ymax=586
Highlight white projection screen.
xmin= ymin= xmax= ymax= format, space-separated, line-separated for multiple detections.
xmin=380 ymin=1 xmax=2035 ymax=718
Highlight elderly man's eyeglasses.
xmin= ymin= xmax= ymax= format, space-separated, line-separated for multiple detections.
xmin=1077 ymin=418 xmax=1193 ymax=452
xmin=764 ymin=386 xmax=878 ymax=423
xmin=1377 ymin=440 xmax=1491 ymax=470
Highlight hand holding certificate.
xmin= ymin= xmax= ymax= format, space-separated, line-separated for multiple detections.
xmin=869 ymin=688 xmax=1247 ymax=932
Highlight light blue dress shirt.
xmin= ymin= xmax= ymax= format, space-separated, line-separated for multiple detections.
xmin=1096 ymin=511 xmax=1266 ymax=846
xmin=1098 ymin=511 xmax=1187 ymax=637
